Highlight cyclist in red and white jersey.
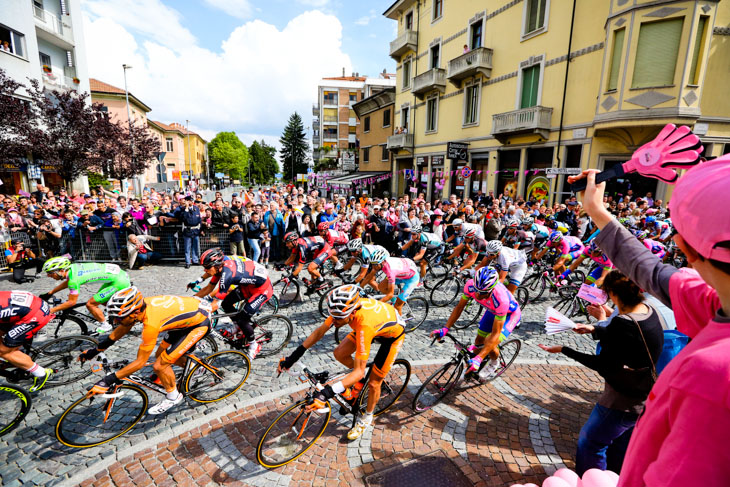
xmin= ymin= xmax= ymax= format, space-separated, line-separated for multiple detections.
xmin=283 ymin=232 xmax=332 ymax=292
xmin=318 ymin=222 xmax=349 ymax=271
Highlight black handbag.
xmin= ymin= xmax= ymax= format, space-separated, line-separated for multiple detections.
xmin=603 ymin=314 xmax=658 ymax=399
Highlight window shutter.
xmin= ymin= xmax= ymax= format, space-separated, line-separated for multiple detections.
xmin=521 ymin=65 xmax=539 ymax=108
xmin=631 ymin=18 xmax=684 ymax=89
xmin=689 ymin=16 xmax=708 ymax=85
xmin=607 ymin=28 xmax=625 ymax=91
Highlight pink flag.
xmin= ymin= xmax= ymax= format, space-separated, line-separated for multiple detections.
xmin=514 ymin=171 xmax=518 ymax=177
xmin=524 ymin=170 xmax=529 ymax=175
xmin=477 ymin=170 xmax=482 ymax=175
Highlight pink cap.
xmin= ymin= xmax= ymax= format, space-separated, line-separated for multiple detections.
xmin=670 ymin=155 xmax=730 ymax=263
xmin=324 ymin=203 xmax=334 ymax=210
xmin=433 ymin=209 xmax=444 ymax=216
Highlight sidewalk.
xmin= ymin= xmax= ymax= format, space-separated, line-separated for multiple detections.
xmin=75 ymin=362 xmax=601 ymax=487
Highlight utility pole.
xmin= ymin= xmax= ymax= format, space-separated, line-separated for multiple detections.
xmin=122 ymin=64 xmax=135 ymax=194
xmin=186 ymin=119 xmax=192 ymax=192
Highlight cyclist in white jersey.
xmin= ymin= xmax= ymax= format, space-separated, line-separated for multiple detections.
xmin=342 ymin=239 xmax=388 ymax=286
xmin=478 ymin=240 xmax=527 ymax=292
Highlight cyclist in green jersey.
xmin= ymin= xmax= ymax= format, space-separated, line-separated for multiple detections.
xmin=40 ymin=257 xmax=131 ymax=334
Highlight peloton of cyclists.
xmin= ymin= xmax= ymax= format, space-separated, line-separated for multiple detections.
xmin=400 ymin=224 xmax=445 ymax=280
xmin=282 ymin=231 xmax=334 ymax=294
xmin=360 ymin=248 xmax=420 ymax=316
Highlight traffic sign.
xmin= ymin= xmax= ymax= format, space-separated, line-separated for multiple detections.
xmin=545 ymin=167 xmax=582 ymax=175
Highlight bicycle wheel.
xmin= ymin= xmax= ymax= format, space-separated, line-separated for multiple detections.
xmin=33 ymin=335 xmax=99 ymax=385
xmin=257 ymin=399 xmax=331 ymax=468
xmin=479 ymin=339 xmax=522 ymax=382
xmin=412 ymin=360 xmax=464 ymax=412
xmin=429 ymin=277 xmax=461 ymax=307
xmin=273 ymin=278 xmax=299 ymax=309
xmin=0 ymin=384 xmax=32 ymax=437
xmin=452 ymin=300 xmax=483 ymax=330
xmin=317 ymin=285 xmax=337 ymax=318
xmin=520 ymin=274 xmax=545 ymax=302
xmin=355 ymin=359 xmax=411 ymax=418
xmin=515 ymin=286 xmax=529 ymax=308
xmin=255 ymin=315 xmax=293 ymax=357
xmin=401 ymin=297 xmax=429 ymax=333
xmin=46 ymin=315 xmax=89 ymax=339
xmin=554 ymin=296 xmax=576 ymax=318
xmin=185 ymin=350 xmax=250 ymax=403
xmin=340 ymin=260 xmax=362 ymax=284
xmin=195 ymin=334 xmax=219 ymax=355
xmin=56 ymin=384 xmax=147 ymax=448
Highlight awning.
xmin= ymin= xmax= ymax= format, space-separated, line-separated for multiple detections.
xmin=349 ymin=172 xmax=389 ymax=184
xmin=327 ymin=173 xmax=360 ymax=187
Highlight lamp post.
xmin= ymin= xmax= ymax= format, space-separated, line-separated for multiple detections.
xmin=186 ymin=119 xmax=192 ymax=191
xmin=122 ymin=64 xmax=135 ymax=194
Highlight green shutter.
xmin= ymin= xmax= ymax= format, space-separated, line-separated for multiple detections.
xmin=690 ymin=16 xmax=708 ymax=85
xmin=521 ymin=65 xmax=540 ymax=108
xmin=631 ymin=18 xmax=684 ymax=89
xmin=607 ymin=28 xmax=625 ymax=91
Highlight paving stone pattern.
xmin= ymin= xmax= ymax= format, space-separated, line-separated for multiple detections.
xmin=0 ymin=265 xmax=598 ymax=486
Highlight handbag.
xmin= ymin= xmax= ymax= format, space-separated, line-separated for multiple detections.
xmin=604 ymin=314 xmax=658 ymax=399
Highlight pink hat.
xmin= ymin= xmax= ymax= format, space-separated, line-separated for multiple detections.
xmin=670 ymin=155 xmax=730 ymax=263
xmin=433 ymin=209 xmax=444 ymax=216
xmin=324 ymin=203 xmax=334 ymax=210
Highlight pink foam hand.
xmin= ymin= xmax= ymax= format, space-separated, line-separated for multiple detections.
xmin=623 ymin=124 xmax=703 ymax=183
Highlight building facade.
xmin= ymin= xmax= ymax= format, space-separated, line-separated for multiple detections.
xmin=384 ymin=0 xmax=730 ymax=204
xmin=352 ymin=87 xmax=396 ymax=197
xmin=0 ymin=0 xmax=91 ymax=194
xmin=168 ymin=122 xmax=208 ymax=185
xmin=147 ymin=120 xmax=187 ymax=188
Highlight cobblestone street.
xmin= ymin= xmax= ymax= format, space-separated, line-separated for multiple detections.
xmin=0 ymin=265 xmax=599 ymax=487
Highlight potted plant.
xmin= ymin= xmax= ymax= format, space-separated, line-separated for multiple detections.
xmin=42 ymin=64 xmax=52 ymax=73
xmin=72 ymin=77 xmax=80 ymax=84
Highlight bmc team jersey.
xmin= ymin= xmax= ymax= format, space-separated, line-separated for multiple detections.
xmin=324 ymin=229 xmax=349 ymax=246
xmin=211 ymin=259 xmax=269 ymax=299
xmin=293 ymin=236 xmax=328 ymax=264
xmin=361 ymin=244 xmax=388 ymax=268
xmin=0 ymin=291 xmax=54 ymax=347
xmin=382 ymin=257 xmax=418 ymax=283
xmin=554 ymin=236 xmax=584 ymax=256
xmin=462 ymin=279 xmax=521 ymax=335
xmin=138 ymin=296 xmax=212 ymax=354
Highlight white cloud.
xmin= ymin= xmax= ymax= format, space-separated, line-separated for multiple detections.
xmin=81 ymin=3 xmax=351 ymax=161
xmin=203 ymin=0 xmax=253 ymax=19
xmin=354 ymin=16 xmax=371 ymax=26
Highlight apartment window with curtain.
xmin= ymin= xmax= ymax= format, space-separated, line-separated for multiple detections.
xmin=1 ymin=25 xmax=26 ymax=58
xmin=689 ymin=16 xmax=709 ymax=85
xmin=430 ymin=44 xmax=440 ymax=69
xmin=363 ymin=147 xmax=370 ymax=163
xmin=402 ymin=59 xmax=411 ymax=89
xmin=632 ymin=17 xmax=684 ymax=89
xmin=381 ymin=144 xmax=389 ymax=161
xmin=433 ymin=0 xmax=443 ymax=21
xmin=426 ymin=96 xmax=438 ymax=132
xmin=364 ymin=116 xmax=370 ymax=132
xmin=607 ymin=28 xmax=625 ymax=91
xmin=166 ymin=137 xmax=174 ymax=152
xmin=470 ymin=20 xmax=483 ymax=50
xmin=524 ymin=0 xmax=548 ymax=36
xmin=463 ymin=82 xmax=480 ymax=126
xmin=520 ymin=64 xmax=541 ymax=108
xmin=383 ymin=108 xmax=391 ymax=127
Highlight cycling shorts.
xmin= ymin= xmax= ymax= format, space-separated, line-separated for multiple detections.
xmin=222 ymin=280 xmax=273 ymax=317
xmin=561 ymin=249 xmax=583 ymax=264
xmin=477 ymin=308 xmax=521 ymax=340
xmin=1 ymin=309 xmax=55 ymax=348
xmin=312 ymin=244 xmax=333 ymax=267
xmin=93 ymin=273 xmax=131 ymax=304
xmin=396 ymin=274 xmax=420 ymax=302
xmin=161 ymin=320 xmax=211 ymax=362
xmin=505 ymin=262 xmax=528 ymax=287
xmin=343 ymin=332 xmax=404 ymax=379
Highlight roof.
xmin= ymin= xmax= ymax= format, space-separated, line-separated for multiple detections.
xmin=353 ymin=87 xmax=395 ymax=118
xmin=322 ymin=76 xmax=367 ymax=82
xmin=383 ymin=0 xmax=416 ymax=19
xmin=89 ymin=78 xmax=152 ymax=112
xmin=148 ymin=120 xmax=206 ymax=142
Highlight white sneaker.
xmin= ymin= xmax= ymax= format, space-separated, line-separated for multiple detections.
xmin=247 ymin=341 xmax=262 ymax=360
xmin=478 ymin=359 xmax=501 ymax=382
xmin=334 ymin=261 xmax=344 ymax=271
xmin=347 ymin=414 xmax=373 ymax=440
xmin=96 ymin=322 xmax=113 ymax=334
xmin=148 ymin=393 xmax=183 ymax=415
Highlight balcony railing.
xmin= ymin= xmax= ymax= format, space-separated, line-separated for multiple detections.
xmin=412 ymin=68 xmax=446 ymax=99
xmin=323 ymin=98 xmax=338 ymax=106
xmin=33 ymin=7 xmax=74 ymax=46
xmin=491 ymin=106 xmax=553 ymax=142
xmin=447 ymin=47 xmax=493 ymax=86
xmin=312 ymin=103 xmax=319 ymax=116
xmin=386 ymin=133 xmax=414 ymax=152
xmin=41 ymin=71 xmax=79 ymax=91
xmin=322 ymin=116 xmax=338 ymax=125
xmin=389 ymin=30 xmax=418 ymax=60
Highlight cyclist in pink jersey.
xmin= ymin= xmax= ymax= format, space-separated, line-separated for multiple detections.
xmin=636 ymin=230 xmax=666 ymax=260
xmin=432 ymin=267 xmax=521 ymax=379
xmin=361 ymin=250 xmax=419 ymax=315
xmin=559 ymin=240 xmax=614 ymax=287
xmin=536 ymin=232 xmax=585 ymax=275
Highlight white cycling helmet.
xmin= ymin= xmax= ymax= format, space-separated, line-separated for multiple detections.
xmin=368 ymin=248 xmax=388 ymax=265
xmin=463 ymin=227 xmax=478 ymax=238
xmin=326 ymin=284 xmax=362 ymax=319
xmin=452 ymin=218 xmax=463 ymax=226
xmin=42 ymin=256 xmax=71 ymax=273
xmin=486 ymin=240 xmax=503 ymax=255
xmin=347 ymin=238 xmax=363 ymax=252
xmin=106 ymin=286 xmax=145 ymax=319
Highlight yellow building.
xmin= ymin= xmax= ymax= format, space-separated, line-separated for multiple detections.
xmin=384 ymin=0 xmax=730 ymax=204
xmin=168 ymin=123 xmax=209 ymax=183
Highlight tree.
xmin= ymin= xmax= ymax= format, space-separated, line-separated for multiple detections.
xmin=90 ymin=115 xmax=161 ymax=181
xmin=208 ymin=132 xmax=249 ymax=182
xmin=279 ymin=112 xmax=309 ymax=182
xmin=249 ymin=140 xmax=278 ymax=184
xmin=0 ymin=68 xmax=40 ymax=164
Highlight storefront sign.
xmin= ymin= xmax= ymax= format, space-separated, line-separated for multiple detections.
xmin=572 ymin=128 xmax=587 ymax=139
xmin=447 ymin=142 xmax=468 ymax=161
xmin=526 ymin=176 xmax=550 ymax=202
xmin=342 ymin=151 xmax=356 ymax=171
xmin=416 ymin=155 xmax=429 ymax=166
xmin=431 ymin=155 xmax=444 ymax=166
xmin=546 ymin=167 xmax=581 ymax=175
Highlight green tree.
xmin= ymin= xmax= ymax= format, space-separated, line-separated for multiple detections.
xmin=208 ymin=131 xmax=249 ymax=181
xmin=279 ymin=112 xmax=309 ymax=182
xmin=249 ymin=140 xmax=279 ymax=184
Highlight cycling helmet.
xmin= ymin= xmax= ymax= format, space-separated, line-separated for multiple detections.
xmin=42 ymin=256 xmax=71 ymax=274
xmin=507 ymin=220 xmax=520 ymax=228
xmin=545 ymin=215 xmax=556 ymax=222
xmin=549 ymin=232 xmax=563 ymax=244
xmin=657 ymin=213 xmax=667 ymax=221
xmin=486 ymin=240 xmax=503 ymax=255
xmin=617 ymin=217 xmax=628 ymax=226
xmin=284 ymin=231 xmax=299 ymax=244
xmin=635 ymin=230 xmax=649 ymax=240
xmin=452 ymin=218 xmax=463 ymax=226
xmin=107 ymin=286 xmax=144 ymax=319
xmin=645 ymin=216 xmax=656 ymax=224
xmin=317 ymin=222 xmax=330 ymax=232
xmin=411 ymin=223 xmax=423 ymax=234
xmin=368 ymin=248 xmax=388 ymax=265
xmin=201 ymin=248 xmax=225 ymax=269
xmin=587 ymin=241 xmax=600 ymax=254
xmin=463 ymin=227 xmax=478 ymax=238
xmin=326 ymin=284 xmax=362 ymax=319
xmin=473 ymin=266 xmax=499 ymax=294
xmin=347 ymin=238 xmax=363 ymax=252
xmin=521 ymin=217 xmax=534 ymax=226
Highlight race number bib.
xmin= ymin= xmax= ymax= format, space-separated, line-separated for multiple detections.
xmin=10 ymin=291 xmax=33 ymax=307
xmin=105 ymin=264 xmax=121 ymax=275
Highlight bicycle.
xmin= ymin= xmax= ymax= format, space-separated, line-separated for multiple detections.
xmin=56 ymin=346 xmax=251 ymax=448
xmin=412 ymin=333 xmax=521 ymax=412
xmin=42 ymin=297 xmax=98 ymax=338
xmin=256 ymin=358 xmax=411 ymax=468
xmin=517 ymin=261 xmax=585 ymax=305
xmin=552 ymin=284 xmax=596 ymax=324
xmin=272 ymin=270 xmax=342 ymax=309
xmin=204 ymin=309 xmax=293 ymax=358
xmin=429 ymin=269 xmax=472 ymax=308
xmin=0 ymin=384 xmax=32 ymax=437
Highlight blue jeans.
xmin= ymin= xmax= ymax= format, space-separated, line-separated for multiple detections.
xmin=136 ymin=251 xmax=162 ymax=267
xmin=576 ymin=403 xmax=638 ymax=476
xmin=184 ymin=235 xmax=200 ymax=265
xmin=247 ymin=238 xmax=261 ymax=262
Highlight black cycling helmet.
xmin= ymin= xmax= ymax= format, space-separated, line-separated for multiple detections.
xmin=284 ymin=231 xmax=299 ymax=244
xmin=201 ymin=248 xmax=225 ymax=269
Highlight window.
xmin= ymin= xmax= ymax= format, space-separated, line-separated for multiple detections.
xmin=323 ymin=91 xmax=338 ymax=105
xmin=348 ymin=125 xmax=356 ymax=134
xmin=430 ymin=44 xmax=440 ymax=69
xmin=39 ymin=52 xmax=51 ymax=67
xmin=632 ymin=18 xmax=684 ymax=89
xmin=464 ymin=82 xmax=480 ymax=125
xmin=0 ymin=25 xmax=26 ymax=58
xmin=383 ymin=108 xmax=391 ymax=127
xmin=607 ymin=28 xmax=625 ymax=91
xmin=349 ymin=93 xmax=358 ymax=103
xmin=689 ymin=16 xmax=709 ymax=85
xmin=381 ymin=145 xmax=389 ymax=161
xmin=426 ymin=96 xmax=438 ymax=132
xmin=363 ymin=147 xmax=370 ymax=163
xmin=166 ymin=137 xmax=174 ymax=152
xmin=470 ymin=21 xmax=483 ymax=50
xmin=323 ymin=128 xmax=338 ymax=139
xmin=364 ymin=116 xmax=370 ymax=132
xmin=402 ymin=59 xmax=411 ymax=89
xmin=520 ymin=64 xmax=540 ymax=108
xmin=401 ymin=106 xmax=410 ymax=130
xmin=433 ymin=0 xmax=443 ymax=20
xmin=524 ymin=0 xmax=548 ymax=35
xmin=405 ymin=11 xmax=413 ymax=30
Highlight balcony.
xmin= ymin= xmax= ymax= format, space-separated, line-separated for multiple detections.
xmin=412 ymin=68 xmax=446 ymax=99
xmin=41 ymin=66 xmax=79 ymax=92
xmin=348 ymin=134 xmax=357 ymax=143
xmin=322 ymin=117 xmax=338 ymax=125
xmin=447 ymin=47 xmax=493 ymax=86
xmin=313 ymin=139 xmax=320 ymax=148
xmin=312 ymin=103 xmax=319 ymax=116
xmin=348 ymin=117 xmax=357 ymax=125
xmin=33 ymin=6 xmax=74 ymax=49
xmin=491 ymin=106 xmax=553 ymax=143
xmin=323 ymin=98 xmax=338 ymax=107
xmin=386 ymin=133 xmax=414 ymax=153
xmin=389 ymin=30 xmax=418 ymax=60
xmin=312 ymin=119 xmax=319 ymax=129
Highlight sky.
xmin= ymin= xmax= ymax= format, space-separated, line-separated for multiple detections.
xmin=80 ymin=0 xmax=398 ymax=159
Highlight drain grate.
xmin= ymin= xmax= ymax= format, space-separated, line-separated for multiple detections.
xmin=364 ymin=450 xmax=473 ymax=487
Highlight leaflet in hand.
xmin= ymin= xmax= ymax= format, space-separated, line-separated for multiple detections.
xmin=577 ymin=284 xmax=608 ymax=306
xmin=544 ymin=307 xmax=577 ymax=334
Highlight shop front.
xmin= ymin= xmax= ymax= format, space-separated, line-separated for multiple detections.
xmin=431 ymin=155 xmax=445 ymax=201
xmin=524 ymin=147 xmax=553 ymax=204
xmin=416 ymin=155 xmax=429 ymax=200
xmin=395 ymin=157 xmax=413 ymax=197
xmin=470 ymin=152 xmax=490 ymax=197
xmin=447 ymin=142 xmax=468 ymax=199
xmin=496 ymin=150 xmax=520 ymax=200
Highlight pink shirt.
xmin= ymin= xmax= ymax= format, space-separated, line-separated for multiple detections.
xmin=619 ymin=268 xmax=730 ymax=486
xmin=382 ymin=257 xmax=417 ymax=283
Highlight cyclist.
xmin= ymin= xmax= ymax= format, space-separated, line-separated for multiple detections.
xmin=186 ymin=248 xmax=248 ymax=293
xmin=545 ymin=215 xmax=569 ymax=235
xmin=318 ymin=222 xmax=349 ymax=271
xmin=446 ymin=227 xmax=488 ymax=274
xmin=0 ymin=291 xmax=55 ymax=391
xmin=400 ymin=224 xmax=444 ymax=279
xmin=79 ymin=287 xmax=215 ymax=415
xmin=523 ymin=217 xmax=550 ymax=260
xmin=361 ymin=249 xmax=419 ymax=316
xmin=502 ymin=220 xmax=534 ymax=253
xmin=40 ymin=257 xmax=131 ymax=334
xmin=342 ymin=239 xmax=388 ymax=285
xmin=276 ymin=284 xmax=405 ymax=440
xmin=478 ymin=240 xmax=528 ymax=293
xmin=558 ymin=240 xmax=614 ymax=287
xmin=431 ymin=266 xmax=521 ymax=380
xmin=194 ymin=248 xmax=272 ymax=359
xmin=445 ymin=218 xmax=484 ymax=244
xmin=635 ymin=230 xmax=667 ymax=260
xmin=536 ymin=232 xmax=585 ymax=276
xmin=282 ymin=231 xmax=333 ymax=294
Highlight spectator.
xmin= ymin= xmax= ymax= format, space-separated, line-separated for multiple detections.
xmin=4 ymin=239 xmax=41 ymax=283
xmin=299 ymin=213 xmax=315 ymax=237
xmin=246 ymin=211 xmax=266 ymax=262
xmin=175 ymin=196 xmax=202 ymax=269
xmin=127 ymin=234 xmax=162 ymax=269
xmin=260 ymin=228 xmax=271 ymax=267
xmin=228 ymin=214 xmax=245 ymax=257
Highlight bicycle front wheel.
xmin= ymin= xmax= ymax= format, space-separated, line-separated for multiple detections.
xmin=257 ymin=400 xmax=331 ymax=468
xmin=355 ymin=359 xmax=411 ymax=418
xmin=255 ymin=315 xmax=293 ymax=357
xmin=520 ymin=274 xmax=545 ymax=302
xmin=515 ymin=286 xmax=529 ymax=308
xmin=430 ymin=277 xmax=461 ymax=307
xmin=33 ymin=335 xmax=99 ymax=385
xmin=47 ymin=315 xmax=89 ymax=339
xmin=0 ymin=385 xmax=32 ymax=437
xmin=185 ymin=350 xmax=251 ymax=403
xmin=412 ymin=360 xmax=464 ymax=412
xmin=273 ymin=279 xmax=299 ymax=309
xmin=402 ymin=297 xmax=429 ymax=333
xmin=56 ymin=384 xmax=147 ymax=448
xmin=452 ymin=300 xmax=483 ymax=330
xmin=317 ymin=284 xmax=337 ymax=318
xmin=479 ymin=339 xmax=522 ymax=382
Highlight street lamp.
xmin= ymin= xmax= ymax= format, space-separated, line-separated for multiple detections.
xmin=186 ymin=119 xmax=192 ymax=191
xmin=122 ymin=64 xmax=135 ymax=194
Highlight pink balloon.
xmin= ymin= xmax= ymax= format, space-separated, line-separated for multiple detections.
xmin=554 ymin=468 xmax=581 ymax=487
xmin=543 ymin=478 xmax=572 ymax=487
xmin=603 ymin=471 xmax=619 ymax=484
xmin=581 ymin=469 xmax=617 ymax=487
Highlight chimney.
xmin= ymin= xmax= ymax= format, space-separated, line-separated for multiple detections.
xmin=342 ymin=67 xmax=345 ymax=77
